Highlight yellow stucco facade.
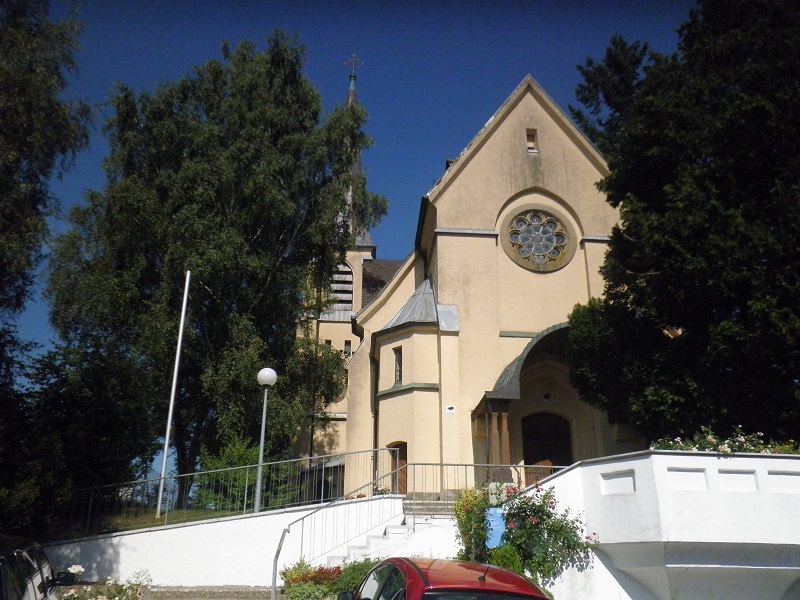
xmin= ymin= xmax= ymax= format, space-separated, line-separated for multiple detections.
xmin=311 ymin=76 xmax=645 ymax=484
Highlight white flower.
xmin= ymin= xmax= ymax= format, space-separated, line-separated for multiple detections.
xmin=128 ymin=570 xmax=152 ymax=587
xmin=68 ymin=565 xmax=85 ymax=576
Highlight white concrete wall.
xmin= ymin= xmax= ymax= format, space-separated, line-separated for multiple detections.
xmin=45 ymin=496 xmax=404 ymax=588
xmin=46 ymin=453 xmax=800 ymax=599
xmin=547 ymin=451 xmax=800 ymax=600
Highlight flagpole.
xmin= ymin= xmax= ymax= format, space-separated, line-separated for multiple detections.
xmin=156 ymin=270 xmax=191 ymax=518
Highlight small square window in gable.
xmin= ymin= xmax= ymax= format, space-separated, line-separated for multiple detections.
xmin=526 ymin=129 xmax=539 ymax=153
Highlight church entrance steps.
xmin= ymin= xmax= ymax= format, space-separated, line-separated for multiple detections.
xmin=402 ymin=489 xmax=460 ymax=518
xmin=326 ymin=515 xmax=459 ymax=567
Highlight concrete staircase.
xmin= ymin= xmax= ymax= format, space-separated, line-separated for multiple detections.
xmin=326 ymin=494 xmax=460 ymax=566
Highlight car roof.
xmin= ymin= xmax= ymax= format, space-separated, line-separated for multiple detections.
xmin=0 ymin=536 xmax=35 ymax=558
xmin=395 ymin=558 xmax=547 ymax=598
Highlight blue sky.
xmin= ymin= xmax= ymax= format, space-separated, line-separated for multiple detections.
xmin=22 ymin=0 xmax=694 ymax=351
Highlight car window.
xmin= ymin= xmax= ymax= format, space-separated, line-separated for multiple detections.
xmin=26 ymin=549 xmax=51 ymax=584
xmin=357 ymin=565 xmax=392 ymax=600
xmin=378 ymin=568 xmax=405 ymax=600
xmin=26 ymin=549 xmax=52 ymax=597
xmin=19 ymin=552 xmax=43 ymax=600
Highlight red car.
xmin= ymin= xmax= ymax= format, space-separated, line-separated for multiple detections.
xmin=337 ymin=557 xmax=548 ymax=600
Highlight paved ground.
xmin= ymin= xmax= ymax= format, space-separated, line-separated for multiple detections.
xmin=148 ymin=588 xmax=280 ymax=600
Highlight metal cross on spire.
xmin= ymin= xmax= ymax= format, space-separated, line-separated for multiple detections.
xmin=345 ymin=54 xmax=363 ymax=76
xmin=345 ymin=54 xmax=362 ymax=107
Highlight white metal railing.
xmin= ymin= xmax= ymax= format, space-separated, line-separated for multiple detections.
xmin=270 ymin=460 xmax=563 ymax=599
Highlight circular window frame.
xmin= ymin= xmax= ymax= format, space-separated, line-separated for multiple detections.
xmin=500 ymin=205 xmax=577 ymax=273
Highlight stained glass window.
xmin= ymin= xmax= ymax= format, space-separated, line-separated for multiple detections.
xmin=507 ymin=211 xmax=568 ymax=267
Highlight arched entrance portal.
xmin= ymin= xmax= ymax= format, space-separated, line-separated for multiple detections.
xmin=521 ymin=412 xmax=573 ymax=467
xmin=474 ymin=323 xmax=644 ymax=485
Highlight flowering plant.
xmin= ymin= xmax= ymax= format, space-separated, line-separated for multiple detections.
xmin=651 ymin=425 xmax=800 ymax=455
xmin=455 ymin=483 xmax=595 ymax=586
xmin=502 ymin=486 xmax=597 ymax=585
xmin=61 ymin=568 xmax=151 ymax=600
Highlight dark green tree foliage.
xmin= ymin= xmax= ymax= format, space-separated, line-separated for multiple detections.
xmin=568 ymin=34 xmax=652 ymax=157
xmin=0 ymin=0 xmax=90 ymax=318
xmin=282 ymin=330 xmax=347 ymax=452
xmin=568 ymin=0 xmax=800 ymax=441
xmin=0 ymin=0 xmax=90 ymax=536
xmin=45 ymin=33 xmax=386 ymax=491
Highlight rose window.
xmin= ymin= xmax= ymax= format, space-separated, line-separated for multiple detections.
xmin=507 ymin=212 xmax=568 ymax=266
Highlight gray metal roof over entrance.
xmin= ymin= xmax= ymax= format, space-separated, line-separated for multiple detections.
xmin=486 ymin=322 xmax=570 ymax=400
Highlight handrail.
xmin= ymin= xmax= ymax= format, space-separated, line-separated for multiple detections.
xmin=269 ymin=460 xmax=564 ymax=600
xmin=271 ymin=467 xmax=401 ymax=600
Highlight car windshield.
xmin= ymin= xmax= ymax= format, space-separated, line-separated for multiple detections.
xmin=422 ymin=593 xmax=540 ymax=600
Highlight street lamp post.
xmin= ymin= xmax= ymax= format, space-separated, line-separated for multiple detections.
xmin=254 ymin=367 xmax=277 ymax=512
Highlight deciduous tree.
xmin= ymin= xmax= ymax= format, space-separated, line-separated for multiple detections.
xmin=44 ymin=33 xmax=386 ymax=497
xmin=0 ymin=0 xmax=90 ymax=535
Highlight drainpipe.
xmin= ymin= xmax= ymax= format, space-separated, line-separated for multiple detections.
xmin=370 ymin=333 xmax=380 ymax=481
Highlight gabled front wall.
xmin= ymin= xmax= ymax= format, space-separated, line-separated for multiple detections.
xmin=419 ymin=79 xmax=618 ymax=467
xmin=345 ymin=77 xmax=637 ymax=474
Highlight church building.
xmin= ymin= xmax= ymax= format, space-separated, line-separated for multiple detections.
xmin=313 ymin=74 xmax=645 ymax=485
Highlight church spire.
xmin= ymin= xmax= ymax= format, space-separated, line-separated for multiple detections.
xmin=345 ymin=54 xmax=362 ymax=108
xmin=342 ymin=54 xmax=373 ymax=251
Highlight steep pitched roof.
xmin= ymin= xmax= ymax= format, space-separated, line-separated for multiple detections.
xmin=361 ymin=259 xmax=404 ymax=308
xmin=425 ymin=75 xmax=607 ymax=203
xmin=380 ymin=277 xmax=438 ymax=332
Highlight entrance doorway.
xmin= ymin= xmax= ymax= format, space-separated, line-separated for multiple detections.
xmin=388 ymin=442 xmax=407 ymax=494
xmin=522 ymin=413 xmax=572 ymax=484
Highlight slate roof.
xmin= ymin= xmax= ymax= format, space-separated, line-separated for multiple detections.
xmin=361 ymin=259 xmax=404 ymax=308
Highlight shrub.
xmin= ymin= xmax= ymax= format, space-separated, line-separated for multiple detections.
xmin=284 ymin=582 xmax=332 ymax=600
xmin=487 ymin=544 xmax=524 ymax=576
xmin=280 ymin=558 xmax=315 ymax=586
xmin=651 ymin=425 xmax=800 ymax=455
xmin=280 ymin=559 xmax=345 ymax=599
xmin=453 ymin=486 xmax=490 ymax=562
xmin=329 ymin=557 xmax=381 ymax=595
xmin=502 ymin=486 xmax=596 ymax=585
xmin=454 ymin=483 xmax=596 ymax=586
